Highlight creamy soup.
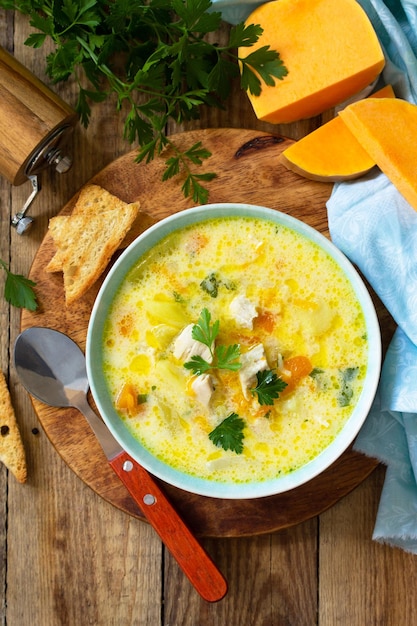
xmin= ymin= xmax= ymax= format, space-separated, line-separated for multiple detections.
xmin=102 ymin=216 xmax=368 ymax=484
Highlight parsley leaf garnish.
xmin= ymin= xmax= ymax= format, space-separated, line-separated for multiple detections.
xmin=191 ymin=308 xmax=219 ymax=348
xmin=3 ymin=0 xmax=287 ymax=202
xmin=185 ymin=355 xmax=212 ymax=376
xmin=200 ymin=272 xmax=220 ymax=298
xmin=250 ymin=369 xmax=287 ymax=406
xmin=208 ymin=412 xmax=245 ymax=454
xmin=0 ymin=259 xmax=38 ymax=310
xmin=215 ymin=344 xmax=242 ymax=371
xmin=200 ymin=272 xmax=236 ymax=298
xmin=338 ymin=367 xmax=359 ymax=407
xmin=184 ymin=308 xmax=241 ymax=375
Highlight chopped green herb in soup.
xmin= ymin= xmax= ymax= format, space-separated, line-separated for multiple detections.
xmin=102 ymin=216 xmax=368 ymax=484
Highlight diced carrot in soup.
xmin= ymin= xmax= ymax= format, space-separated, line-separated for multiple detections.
xmin=281 ymin=356 xmax=313 ymax=392
xmin=116 ymin=383 xmax=143 ymax=415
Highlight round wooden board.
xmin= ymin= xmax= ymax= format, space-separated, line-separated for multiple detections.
xmin=21 ymin=128 xmax=394 ymax=537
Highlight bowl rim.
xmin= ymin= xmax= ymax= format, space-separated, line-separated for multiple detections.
xmin=86 ymin=203 xmax=382 ymax=499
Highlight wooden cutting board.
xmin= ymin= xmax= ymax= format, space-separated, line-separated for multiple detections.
xmin=21 ymin=128 xmax=395 ymax=537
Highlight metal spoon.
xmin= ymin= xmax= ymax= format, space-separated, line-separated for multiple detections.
xmin=14 ymin=326 xmax=227 ymax=602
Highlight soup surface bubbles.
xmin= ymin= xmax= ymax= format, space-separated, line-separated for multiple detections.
xmin=102 ymin=216 xmax=368 ymax=484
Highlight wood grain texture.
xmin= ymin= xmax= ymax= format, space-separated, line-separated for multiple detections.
xmin=319 ymin=466 xmax=417 ymax=625
xmin=20 ymin=128 xmax=395 ymax=538
xmin=0 ymin=46 xmax=78 ymax=184
xmin=4 ymin=11 xmax=417 ymax=626
xmin=163 ymin=521 xmax=319 ymax=625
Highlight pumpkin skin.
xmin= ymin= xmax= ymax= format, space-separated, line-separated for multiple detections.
xmin=339 ymin=97 xmax=417 ymax=212
xmin=279 ymin=86 xmax=395 ymax=183
xmin=240 ymin=0 xmax=385 ymax=124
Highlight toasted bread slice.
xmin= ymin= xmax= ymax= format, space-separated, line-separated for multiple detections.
xmin=0 ymin=371 xmax=27 ymax=483
xmin=48 ymin=202 xmax=140 ymax=305
xmin=46 ymin=184 xmax=141 ymax=272
xmin=45 ymin=216 xmax=70 ymax=272
xmin=72 ymin=184 xmax=133 ymax=215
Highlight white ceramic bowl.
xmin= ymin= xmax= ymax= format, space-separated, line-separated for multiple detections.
xmin=86 ymin=204 xmax=381 ymax=499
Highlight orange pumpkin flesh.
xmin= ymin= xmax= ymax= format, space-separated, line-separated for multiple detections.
xmin=240 ymin=0 xmax=385 ymax=124
xmin=339 ymin=97 xmax=417 ymax=212
xmin=279 ymin=85 xmax=395 ymax=182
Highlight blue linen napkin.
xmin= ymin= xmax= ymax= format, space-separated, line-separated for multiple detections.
xmin=327 ymin=0 xmax=417 ymax=552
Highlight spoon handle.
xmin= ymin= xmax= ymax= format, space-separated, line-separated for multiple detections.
xmin=74 ymin=395 xmax=227 ymax=600
xmin=109 ymin=450 xmax=228 ymax=603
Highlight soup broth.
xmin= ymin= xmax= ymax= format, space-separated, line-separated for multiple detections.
xmin=102 ymin=216 xmax=368 ymax=484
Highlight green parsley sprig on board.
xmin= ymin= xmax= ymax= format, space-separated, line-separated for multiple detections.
xmin=0 ymin=259 xmax=38 ymax=310
xmin=1 ymin=0 xmax=288 ymax=202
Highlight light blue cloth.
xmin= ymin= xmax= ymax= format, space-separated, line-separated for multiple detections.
xmin=327 ymin=0 xmax=417 ymax=552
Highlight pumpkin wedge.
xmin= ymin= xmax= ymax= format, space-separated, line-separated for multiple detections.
xmin=240 ymin=0 xmax=385 ymax=124
xmin=279 ymin=85 xmax=395 ymax=182
xmin=339 ymin=97 xmax=417 ymax=211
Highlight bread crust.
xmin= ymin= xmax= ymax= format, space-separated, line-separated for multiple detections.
xmin=0 ymin=371 xmax=27 ymax=483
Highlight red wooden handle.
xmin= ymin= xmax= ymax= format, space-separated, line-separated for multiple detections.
xmin=109 ymin=451 xmax=227 ymax=602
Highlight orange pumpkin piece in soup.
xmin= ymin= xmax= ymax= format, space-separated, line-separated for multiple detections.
xmin=115 ymin=383 xmax=147 ymax=416
xmin=281 ymin=356 xmax=313 ymax=393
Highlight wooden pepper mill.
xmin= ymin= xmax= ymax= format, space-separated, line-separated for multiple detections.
xmin=0 ymin=46 xmax=78 ymax=233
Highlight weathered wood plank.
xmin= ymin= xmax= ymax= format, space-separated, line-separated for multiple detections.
xmin=163 ymin=521 xmax=318 ymax=625
xmin=3 ymin=8 xmax=417 ymax=626
xmin=320 ymin=466 xmax=417 ymax=626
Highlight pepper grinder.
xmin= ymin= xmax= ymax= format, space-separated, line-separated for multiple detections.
xmin=0 ymin=46 xmax=78 ymax=234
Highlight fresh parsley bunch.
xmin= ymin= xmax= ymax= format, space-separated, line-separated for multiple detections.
xmin=1 ymin=0 xmax=287 ymax=202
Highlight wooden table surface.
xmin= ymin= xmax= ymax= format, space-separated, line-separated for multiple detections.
xmin=2 ymin=10 xmax=417 ymax=626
